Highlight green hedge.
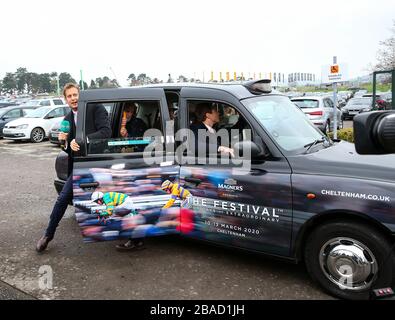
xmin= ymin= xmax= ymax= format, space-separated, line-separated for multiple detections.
xmin=328 ymin=128 xmax=354 ymax=143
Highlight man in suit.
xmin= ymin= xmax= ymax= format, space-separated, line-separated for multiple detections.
xmin=190 ymin=102 xmax=234 ymax=157
xmin=36 ymin=83 xmax=112 ymax=252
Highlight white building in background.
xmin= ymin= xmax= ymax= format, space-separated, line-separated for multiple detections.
xmin=287 ymin=72 xmax=318 ymax=86
xmin=202 ymin=70 xmax=321 ymax=87
xmin=270 ymin=72 xmax=287 ymax=88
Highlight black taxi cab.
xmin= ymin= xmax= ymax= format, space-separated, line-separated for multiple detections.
xmin=54 ymin=80 xmax=395 ymax=300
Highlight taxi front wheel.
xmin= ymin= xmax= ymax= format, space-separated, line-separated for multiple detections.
xmin=304 ymin=221 xmax=394 ymax=300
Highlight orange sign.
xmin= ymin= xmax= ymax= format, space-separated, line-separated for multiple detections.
xmin=331 ymin=65 xmax=339 ymax=74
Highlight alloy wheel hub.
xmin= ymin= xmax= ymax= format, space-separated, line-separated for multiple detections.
xmin=320 ymin=237 xmax=377 ymax=291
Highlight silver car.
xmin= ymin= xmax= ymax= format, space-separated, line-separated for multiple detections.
xmin=342 ymin=97 xmax=372 ymax=120
xmin=291 ymin=96 xmax=343 ymax=134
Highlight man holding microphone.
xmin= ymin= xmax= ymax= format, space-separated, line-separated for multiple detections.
xmin=36 ymin=83 xmax=111 ymax=252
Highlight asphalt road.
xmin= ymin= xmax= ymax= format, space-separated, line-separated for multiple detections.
xmin=0 ymin=137 xmax=336 ymax=300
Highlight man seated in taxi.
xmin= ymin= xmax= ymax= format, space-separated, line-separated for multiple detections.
xmin=120 ymin=102 xmax=148 ymax=138
xmin=190 ymin=102 xmax=234 ymax=157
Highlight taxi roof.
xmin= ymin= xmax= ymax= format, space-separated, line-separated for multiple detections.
xmin=80 ymin=81 xmax=283 ymax=101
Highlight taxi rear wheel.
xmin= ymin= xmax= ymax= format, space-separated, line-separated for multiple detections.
xmin=30 ymin=127 xmax=45 ymax=143
xmin=304 ymin=221 xmax=394 ymax=300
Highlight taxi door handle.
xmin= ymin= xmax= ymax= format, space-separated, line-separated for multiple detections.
xmin=250 ymin=168 xmax=267 ymax=175
xmin=79 ymin=182 xmax=99 ymax=189
xmin=184 ymin=177 xmax=202 ymax=184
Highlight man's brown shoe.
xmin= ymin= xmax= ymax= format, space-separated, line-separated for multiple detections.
xmin=36 ymin=236 xmax=51 ymax=253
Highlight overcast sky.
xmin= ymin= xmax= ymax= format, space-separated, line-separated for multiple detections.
xmin=0 ymin=0 xmax=394 ymax=85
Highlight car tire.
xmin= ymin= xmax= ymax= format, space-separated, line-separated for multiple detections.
xmin=304 ymin=221 xmax=394 ymax=300
xmin=30 ymin=127 xmax=45 ymax=143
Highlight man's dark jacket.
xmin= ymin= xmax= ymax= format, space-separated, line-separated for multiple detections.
xmin=190 ymin=122 xmax=229 ymax=156
xmin=125 ymin=116 xmax=147 ymax=138
xmin=64 ymin=104 xmax=112 ymax=176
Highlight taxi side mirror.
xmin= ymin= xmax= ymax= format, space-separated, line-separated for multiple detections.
xmin=233 ymin=140 xmax=268 ymax=159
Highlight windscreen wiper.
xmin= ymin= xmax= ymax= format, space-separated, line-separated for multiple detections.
xmin=304 ymin=136 xmax=331 ymax=154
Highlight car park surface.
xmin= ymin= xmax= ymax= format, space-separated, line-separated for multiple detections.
xmin=53 ymin=81 xmax=395 ymax=300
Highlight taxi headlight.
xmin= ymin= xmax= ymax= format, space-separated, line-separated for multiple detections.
xmin=16 ymin=124 xmax=28 ymax=129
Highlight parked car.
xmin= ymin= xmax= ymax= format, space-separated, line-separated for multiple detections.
xmin=0 ymin=101 xmax=18 ymax=108
xmin=291 ymin=96 xmax=342 ymax=134
xmin=342 ymin=97 xmax=373 ymax=120
xmin=54 ymin=81 xmax=395 ymax=300
xmin=49 ymin=122 xmax=62 ymax=146
xmin=0 ymin=106 xmax=38 ymax=138
xmin=361 ymin=93 xmax=392 ymax=111
xmin=354 ymin=90 xmax=368 ymax=98
xmin=19 ymin=98 xmax=65 ymax=108
xmin=2 ymin=105 xmax=69 ymax=142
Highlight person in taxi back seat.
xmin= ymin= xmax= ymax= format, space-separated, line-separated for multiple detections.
xmin=190 ymin=102 xmax=234 ymax=157
xmin=120 ymin=102 xmax=148 ymax=138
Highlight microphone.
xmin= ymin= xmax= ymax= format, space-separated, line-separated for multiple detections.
xmin=60 ymin=120 xmax=70 ymax=149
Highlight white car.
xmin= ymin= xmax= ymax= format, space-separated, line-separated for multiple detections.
xmin=291 ymin=96 xmax=343 ymax=133
xmin=3 ymin=106 xmax=69 ymax=143
xmin=19 ymin=98 xmax=65 ymax=108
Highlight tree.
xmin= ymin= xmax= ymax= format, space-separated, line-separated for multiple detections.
xmin=15 ymin=67 xmax=28 ymax=93
xmin=375 ymin=20 xmax=395 ymax=70
xmin=30 ymin=73 xmax=41 ymax=94
xmin=24 ymin=72 xmax=35 ymax=93
xmin=101 ymin=76 xmax=112 ymax=88
xmin=110 ymin=79 xmax=119 ymax=87
xmin=79 ymin=80 xmax=89 ymax=90
xmin=127 ymin=73 xmax=136 ymax=86
xmin=58 ymin=72 xmax=76 ymax=89
xmin=39 ymin=73 xmax=52 ymax=93
xmin=50 ymin=72 xmax=59 ymax=94
xmin=94 ymin=76 xmax=118 ymax=88
xmin=95 ymin=77 xmax=104 ymax=88
xmin=178 ymin=75 xmax=188 ymax=83
xmin=2 ymin=73 xmax=17 ymax=94
xmin=137 ymin=73 xmax=151 ymax=85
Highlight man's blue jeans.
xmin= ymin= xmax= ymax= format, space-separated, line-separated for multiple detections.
xmin=45 ymin=175 xmax=73 ymax=239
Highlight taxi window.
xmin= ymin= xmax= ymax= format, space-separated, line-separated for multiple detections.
xmin=86 ymin=100 xmax=164 ymax=155
xmin=187 ymin=100 xmax=252 ymax=158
